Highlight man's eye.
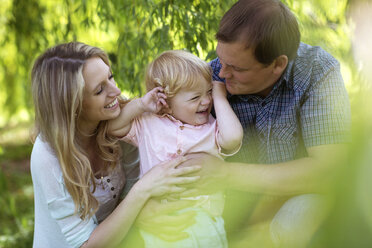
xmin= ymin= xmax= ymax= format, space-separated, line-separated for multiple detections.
xmin=233 ymin=67 xmax=247 ymax=72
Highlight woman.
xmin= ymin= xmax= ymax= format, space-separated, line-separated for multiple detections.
xmin=30 ymin=42 xmax=200 ymax=247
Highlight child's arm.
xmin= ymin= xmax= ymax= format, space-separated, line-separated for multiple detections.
xmin=108 ymin=87 xmax=167 ymax=137
xmin=212 ymin=81 xmax=243 ymax=153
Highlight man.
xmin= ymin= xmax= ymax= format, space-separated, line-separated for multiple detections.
xmin=183 ymin=0 xmax=351 ymax=247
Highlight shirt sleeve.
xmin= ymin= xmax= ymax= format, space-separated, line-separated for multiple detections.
xmin=120 ymin=116 xmax=142 ymax=146
xmin=300 ymin=65 xmax=351 ymax=147
xmin=118 ymin=141 xmax=140 ymax=200
xmin=31 ymin=139 xmax=97 ymax=247
xmin=214 ymin=121 xmax=242 ymax=157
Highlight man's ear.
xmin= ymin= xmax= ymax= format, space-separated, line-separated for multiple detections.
xmin=273 ymin=55 xmax=288 ymax=75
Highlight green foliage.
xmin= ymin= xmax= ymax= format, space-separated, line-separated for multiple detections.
xmin=0 ymin=0 xmax=236 ymax=127
xmin=0 ymin=168 xmax=34 ymax=247
xmin=0 ymin=0 xmax=360 ymax=125
xmin=1 ymin=0 xmax=371 ymax=247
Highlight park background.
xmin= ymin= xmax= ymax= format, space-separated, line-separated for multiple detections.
xmin=0 ymin=0 xmax=372 ymax=247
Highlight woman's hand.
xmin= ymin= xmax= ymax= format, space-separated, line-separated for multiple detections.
xmin=140 ymin=87 xmax=168 ymax=114
xmin=133 ymin=156 xmax=201 ymax=199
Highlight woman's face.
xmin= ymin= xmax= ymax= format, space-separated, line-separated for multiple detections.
xmin=80 ymin=57 xmax=121 ymax=131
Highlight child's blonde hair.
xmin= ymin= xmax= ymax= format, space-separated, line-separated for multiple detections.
xmin=145 ymin=50 xmax=212 ymax=99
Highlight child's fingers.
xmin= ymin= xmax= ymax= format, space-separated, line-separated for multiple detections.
xmin=158 ymin=98 xmax=168 ymax=107
xmin=154 ymin=86 xmax=164 ymax=92
xmin=157 ymin=92 xmax=167 ymax=99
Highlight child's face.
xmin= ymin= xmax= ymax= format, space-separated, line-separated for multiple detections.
xmin=169 ymin=79 xmax=212 ymax=126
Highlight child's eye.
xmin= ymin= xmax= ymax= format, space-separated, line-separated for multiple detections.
xmin=190 ymin=96 xmax=200 ymax=101
xmin=208 ymin=89 xmax=213 ymax=94
xmin=109 ymin=74 xmax=114 ymax=80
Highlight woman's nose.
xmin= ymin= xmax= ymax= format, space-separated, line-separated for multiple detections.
xmin=108 ymin=83 xmax=121 ymax=97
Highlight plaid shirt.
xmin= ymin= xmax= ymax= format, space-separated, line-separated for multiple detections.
xmin=210 ymin=43 xmax=351 ymax=164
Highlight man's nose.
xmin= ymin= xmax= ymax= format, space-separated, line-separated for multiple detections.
xmin=219 ymin=64 xmax=232 ymax=79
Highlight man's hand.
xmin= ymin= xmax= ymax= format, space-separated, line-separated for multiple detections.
xmin=135 ymin=198 xmax=196 ymax=241
xmin=178 ymin=153 xmax=229 ymax=196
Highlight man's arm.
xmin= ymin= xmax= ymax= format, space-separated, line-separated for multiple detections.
xmin=182 ymin=143 xmax=348 ymax=196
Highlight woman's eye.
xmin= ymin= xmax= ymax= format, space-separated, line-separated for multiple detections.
xmin=95 ymin=86 xmax=104 ymax=95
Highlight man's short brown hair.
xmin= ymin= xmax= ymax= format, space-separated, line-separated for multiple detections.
xmin=216 ymin=0 xmax=300 ymax=65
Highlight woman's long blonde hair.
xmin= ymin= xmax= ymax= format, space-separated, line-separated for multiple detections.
xmin=31 ymin=42 xmax=121 ymax=219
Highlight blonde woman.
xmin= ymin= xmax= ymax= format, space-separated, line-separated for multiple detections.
xmin=30 ymin=42 xmax=201 ymax=248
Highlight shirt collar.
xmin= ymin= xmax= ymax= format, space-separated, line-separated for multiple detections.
xmin=161 ymin=113 xmax=212 ymax=129
xmin=281 ymin=59 xmax=294 ymax=90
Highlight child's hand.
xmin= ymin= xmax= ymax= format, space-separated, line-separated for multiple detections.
xmin=140 ymin=87 xmax=168 ymax=113
xmin=212 ymin=81 xmax=227 ymax=99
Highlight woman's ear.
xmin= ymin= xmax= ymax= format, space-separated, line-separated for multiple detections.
xmin=273 ymin=55 xmax=288 ymax=75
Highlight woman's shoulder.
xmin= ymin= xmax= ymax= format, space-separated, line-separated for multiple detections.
xmin=30 ymin=135 xmax=62 ymax=179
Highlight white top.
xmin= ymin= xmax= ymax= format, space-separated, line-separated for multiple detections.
xmin=31 ymin=136 xmax=125 ymax=248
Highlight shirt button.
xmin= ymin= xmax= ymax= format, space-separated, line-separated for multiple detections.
xmin=111 ymin=187 xmax=115 ymax=191
xmin=113 ymin=195 xmax=117 ymax=199
xmin=179 ymin=126 xmax=184 ymax=130
xmin=107 ymin=179 xmax=110 ymax=183
xmin=177 ymin=149 xmax=182 ymax=154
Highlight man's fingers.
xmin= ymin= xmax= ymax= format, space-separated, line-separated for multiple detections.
xmin=170 ymin=176 xmax=200 ymax=185
xmin=178 ymin=188 xmax=200 ymax=198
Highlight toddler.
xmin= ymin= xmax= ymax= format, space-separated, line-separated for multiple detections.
xmin=109 ymin=50 xmax=243 ymax=247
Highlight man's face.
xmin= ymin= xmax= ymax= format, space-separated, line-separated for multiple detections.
xmin=216 ymin=41 xmax=278 ymax=97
